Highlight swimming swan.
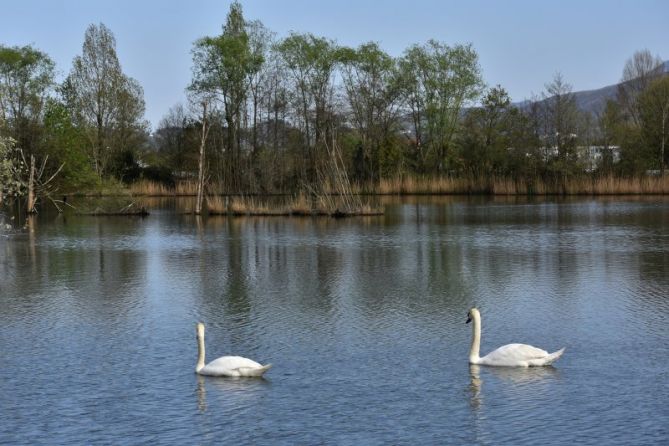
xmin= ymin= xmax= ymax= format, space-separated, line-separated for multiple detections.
xmin=195 ymin=322 xmax=272 ymax=377
xmin=466 ymin=308 xmax=564 ymax=367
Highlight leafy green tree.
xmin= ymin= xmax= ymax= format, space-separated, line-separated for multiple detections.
xmin=190 ymin=1 xmax=263 ymax=191
xmin=398 ymin=40 xmax=483 ymax=173
xmin=275 ymin=32 xmax=339 ymax=181
xmin=340 ymin=42 xmax=402 ymax=182
xmin=246 ymin=19 xmax=274 ymax=155
xmin=639 ymin=76 xmax=669 ymax=176
xmin=0 ymin=135 xmax=25 ymax=204
xmin=458 ymin=86 xmax=513 ymax=176
xmin=597 ymin=100 xmax=624 ymax=174
xmin=504 ymin=107 xmax=544 ymax=179
xmin=63 ymin=23 xmax=147 ymax=178
xmin=613 ymin=50 xmax=664 ymax=176
xmin=0 ymin=44 xmax=55 ymax=156
xmin=42 ymin=99 xmax=98 ymax=191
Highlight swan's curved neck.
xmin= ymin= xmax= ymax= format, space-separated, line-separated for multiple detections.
xmin=196 ymin=329 xmax=206 ymax=373
xmin=469 ymin=312 xmax=481 ymax=364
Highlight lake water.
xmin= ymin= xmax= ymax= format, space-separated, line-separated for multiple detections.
xmin=1 ymin=196 xmax=668 ymax=445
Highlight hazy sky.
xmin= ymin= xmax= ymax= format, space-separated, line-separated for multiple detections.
xmin=1 ymin=0 xmax=667 ymax=129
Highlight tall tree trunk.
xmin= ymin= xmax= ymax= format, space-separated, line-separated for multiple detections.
xmin=97 ymin=112 xmax=104 ymax=177
xmin=195 ymin=102 xmax=208 ymax=215
xmin=27 ymin=155 xmax=37 ymax=214
xmin=661 ymin=103 xmax=667 ymax=177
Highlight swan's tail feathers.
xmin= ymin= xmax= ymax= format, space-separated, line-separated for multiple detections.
xmin=533 ymin=347 xmax=565 ymax=366
xmin=237 ymin=364 xmax=272 ymax=377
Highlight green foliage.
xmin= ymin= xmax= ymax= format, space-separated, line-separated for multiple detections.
xmin=275 ymin=32 xmax=339 ymax=137
xmin=0 ymin=136 xmax=26 ymax=201
xmin=398 ymin=40 xmax=483 ymax=173
xmin=0 ymin=44 xmax=55 ymax=156
xmin=639 ymin=76 xmax=669 ymax=173
xmin=190 ymin=1 xmax=264 ymax=191
xmin=63 ymin=23 xmax=147 ymax=178
xmin=5 ymin=17 xmax=666 ymax=197
xmin=340 ymin=42 xmax=402 ymax=182
xmin=458 ymin=86 xmax=513 ymax=176
xmin=42 ymin=100 xmax=99 ymax=191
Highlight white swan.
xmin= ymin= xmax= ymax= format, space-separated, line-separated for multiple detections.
xmin=195 ymin=322 xmax=272 ymax=377
xmin=466 ymin=308 xmax=564 ymax=367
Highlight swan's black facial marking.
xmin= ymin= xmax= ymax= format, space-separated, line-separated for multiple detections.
xmin=466 ymin=314 xmax=472 ymax=324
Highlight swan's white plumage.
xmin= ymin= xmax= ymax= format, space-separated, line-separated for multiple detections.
xmin=199 ymin=356 xmax=271 ymax=377
xmin=467 ymin=308 xmax=564 ymax=367
xmin=196 ymin=323 xmax=271 ymax=377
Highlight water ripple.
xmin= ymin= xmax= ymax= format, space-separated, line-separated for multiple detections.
xmin=1 ymin=198 xmax=668 ymax=444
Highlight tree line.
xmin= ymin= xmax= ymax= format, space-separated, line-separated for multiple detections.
xmin=1 ymin=1 xmax=668 ymax=208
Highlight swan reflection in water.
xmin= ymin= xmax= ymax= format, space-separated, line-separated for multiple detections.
xmin=469 ymin=364 xmax=561 ymax=411
xmin=468 ymin=365 xmax=483 ymax=412
xmin=196 ymin=374 xmax=271 ymax=413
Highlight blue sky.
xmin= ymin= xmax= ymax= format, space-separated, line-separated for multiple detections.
xmin=1 ymin=0 xmax=667 ymax=129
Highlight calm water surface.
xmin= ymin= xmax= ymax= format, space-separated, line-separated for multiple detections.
xmin=1 ymin=197 xmax=668 ymax=445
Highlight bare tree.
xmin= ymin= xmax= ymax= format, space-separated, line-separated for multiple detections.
xmin=155 ymin=103 xmax=194 ymax=171
xmin=617 ymin=49 xmax=663 ymax=126
xmin=543 ymin=72 xmax=579 ymax=163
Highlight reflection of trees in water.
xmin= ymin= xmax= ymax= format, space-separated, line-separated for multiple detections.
xmin=222 ymin=217 xmax=252 ymax=317
xmin=639 ymin=251 xmax=669 ymax=285
xmin=1 ymin=214 xmax=147 ymax=323
xmin=635 ymin=250 xmax=669 ymax=316
xmin=192 ymin=217 xmax=253 ymax=324
xmin=350 ymin=220 xmax=473 ymax=324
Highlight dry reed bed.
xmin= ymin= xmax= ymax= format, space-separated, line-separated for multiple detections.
xmin=377 ymin=175 xmax=669 ymax=195
xmin=129 ymin=180 xmax=221 ymax=196
xmin=207 ymin=194 xmax=382 ymax=217
xmin=129 ymin=176 xmax=669 ymax=200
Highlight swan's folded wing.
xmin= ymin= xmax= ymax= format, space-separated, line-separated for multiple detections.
xmin=234 ymin=364 xmax=272 ymax=377
xmin=483 ymin=343 xmax=550 ymax=365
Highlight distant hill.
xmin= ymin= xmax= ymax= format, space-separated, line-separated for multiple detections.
xmin=514 ymin=60 xmax=669 ymax=116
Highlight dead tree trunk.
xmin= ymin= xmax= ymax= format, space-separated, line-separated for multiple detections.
xmin=661 ymin=101 xmax=667 ymax=177
xmin=27 ymin=155 xmax=37 ymax=213
xmin=195 ymin=102 xmax=208 ymax=215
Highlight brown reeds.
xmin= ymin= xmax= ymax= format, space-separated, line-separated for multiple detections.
xmin=128 ymin=180 xmax=227 ymax=197
xmin=208 ymin=195 xmax=290 ymax=216
xmin=175 ymin=181 xmax=198 ymax=196
xmin=128 ymin=174 xmax=669 ymax=199
xmin=205 ymin=192 xmax=382 ymax=217
xmin=375 ymin=174 xmax=669 ymax=195
xmin=129 ymin=180 xmax=174 ymax=196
